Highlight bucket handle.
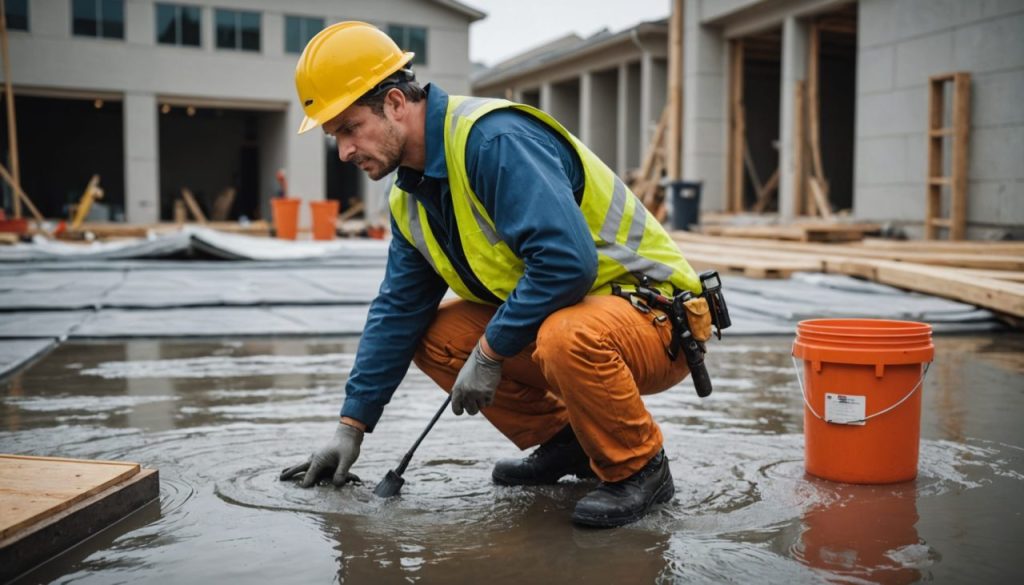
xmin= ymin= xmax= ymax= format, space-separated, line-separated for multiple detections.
xmin=791 ymin=356 xmax=931 ymax=425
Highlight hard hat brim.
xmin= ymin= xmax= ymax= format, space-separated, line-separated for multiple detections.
xmin=296 ymin=51 xmax=415 ymax=135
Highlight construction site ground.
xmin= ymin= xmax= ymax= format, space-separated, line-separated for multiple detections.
xmin=1 ymin=230 xmax=1022 ymax=583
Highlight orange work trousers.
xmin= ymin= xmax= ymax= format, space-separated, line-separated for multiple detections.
xmin=413 ymin=295 xmax=690 ymax=482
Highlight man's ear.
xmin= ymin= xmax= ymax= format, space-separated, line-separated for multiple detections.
xmin=384 ymin=88 xmax=408 ymax=120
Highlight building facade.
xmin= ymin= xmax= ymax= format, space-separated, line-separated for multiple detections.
xmin=473 ymin=0 xmax=1023 ymax=239
xmin=1 ymin=0 xmax=483 ymax=226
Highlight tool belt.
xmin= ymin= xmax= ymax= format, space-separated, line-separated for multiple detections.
xmin=611 ymin=271 xmax=732 ymax=398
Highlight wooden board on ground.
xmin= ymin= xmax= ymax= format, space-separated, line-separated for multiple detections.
xmin=0 ymin=455 xmax=159 ymax=582
xmin=700 ymin=223 xmax=881 ymax=242
xmin=824 ymin=259 xmax=1024 ymax=318
xmin=684 ymin=250 xmax=821 ymax=279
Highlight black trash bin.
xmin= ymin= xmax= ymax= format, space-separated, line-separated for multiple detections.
xmin=666 ymin=180 xmax=703 ymax=231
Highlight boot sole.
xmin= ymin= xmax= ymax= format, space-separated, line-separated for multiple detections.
xmin=570 ymin=477 xmax=675 ymax=528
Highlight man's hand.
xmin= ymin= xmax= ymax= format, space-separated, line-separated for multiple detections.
xmin=451 ymin=340 xmax=503 ymax=416
xmin=280 ymin=422 xmax=364 ymax=487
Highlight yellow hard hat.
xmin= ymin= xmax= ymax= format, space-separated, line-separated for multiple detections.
xmin=294 ymin=21 xmax=415 ymax=134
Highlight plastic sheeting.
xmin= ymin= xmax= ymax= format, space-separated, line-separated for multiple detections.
xmin=0 ymin=228 xmax=391 ymax=262
xmin=0 ymin=230 xmax=1003 ymax=379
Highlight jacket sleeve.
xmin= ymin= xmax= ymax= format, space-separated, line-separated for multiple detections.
xmin=341 ymin=214 xmax=448 ymax=431
xmin=466 ymin=117 xmax=597 ymax=357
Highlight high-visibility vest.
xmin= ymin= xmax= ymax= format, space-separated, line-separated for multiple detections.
xmin=389 ymin=95 xmax=700 ymax=304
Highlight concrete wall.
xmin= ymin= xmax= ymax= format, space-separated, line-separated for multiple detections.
xmin=2 ymin=0 xmax=476 ymax=224
xmin=855 ymin=0 xmax=1024 ymax=236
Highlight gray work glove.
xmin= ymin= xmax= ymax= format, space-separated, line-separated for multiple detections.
xmin=451 ymin=341 xmax=503 ymax=416
xmin=279 ymin=422 xmax=364 ymax=487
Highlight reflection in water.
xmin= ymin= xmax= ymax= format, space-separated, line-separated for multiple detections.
xmin=0 ymin=335 xmax=1021 ymax=583
xmin=792 ymin=481 xmax=931 ymax=584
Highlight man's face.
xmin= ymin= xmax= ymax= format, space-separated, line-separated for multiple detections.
xmin=323 ymin=103 xmax=404 ymax=181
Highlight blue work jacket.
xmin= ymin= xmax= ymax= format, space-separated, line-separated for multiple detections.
xmin=341 ymin=84 xmax=594 ymax=430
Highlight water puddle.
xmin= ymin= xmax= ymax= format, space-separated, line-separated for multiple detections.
xmin=2 ymin=335 xmax=1022 ymax=583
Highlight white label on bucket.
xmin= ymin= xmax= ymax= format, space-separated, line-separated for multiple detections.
xmin=824 ymin=393 xmax=866 ymax=425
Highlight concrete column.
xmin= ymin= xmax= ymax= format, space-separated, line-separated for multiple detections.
xmin=616 ymin=63 xmax=629 ymax=176
xmin=125 ymin=0 xmax=153 ymax=45
xmin=779 ymin=16 xmax=808 ymax=220
xmin=579 ymin=71 xmax=593 ymax=146
xmin=123 ymin=92 xmax=160 ymax=223
xmin=539 ymin=82 xmax=553 ymax=113
xmin=682 ymin=0 xmax=726 ymax=211
xmin=640 ymin=51 xmax=654 ymax=149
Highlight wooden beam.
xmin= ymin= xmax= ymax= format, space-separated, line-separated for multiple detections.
xmin=0 ymin=161 xmax=43 ymax=223
xmin=666 ymin=0 xmax=683 ymax=180
xmin=950 ymin=72 xmax=970 ymax=240
xmin=0 ymin=0 xmax=20 ymax=219
xmin=752 ymin=167 xmax=780 ymax=213
xmin=825 ymin=259 xmax=1024 ymax=317
xmin=926 ymin=77 xmax=945 ymax=240
xmin=181 ymin=188 xmax=207 ymax=224
xmin=809 ymin=175 xmax=833 ymax=221
xmin=807 ymin=21 xmax=826 ymax=184
xmin=70 ymin=175 xmax=103 ymax=230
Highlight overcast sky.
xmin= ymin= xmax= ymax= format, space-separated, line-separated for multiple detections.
xmin=465 ymin=0 xmax=672 ymax=66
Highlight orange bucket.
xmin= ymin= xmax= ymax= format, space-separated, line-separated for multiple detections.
xmin=309 ymin=200 xmax=339 ymax=240
xmin=792 ymin=319 xmax=934 ymax=484
xmin=271 ymin=197 xmax=301 ymax=240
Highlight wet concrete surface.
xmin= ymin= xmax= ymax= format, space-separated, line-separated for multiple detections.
xmin=1 ymin=333 xmax=1022 ymax=584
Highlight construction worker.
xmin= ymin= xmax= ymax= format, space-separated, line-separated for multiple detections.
xmin=280 ymin=22 xmax=702 ymax=528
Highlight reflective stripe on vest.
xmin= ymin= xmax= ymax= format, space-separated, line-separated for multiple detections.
xmin=389 ymin=95 xmax=700 ymax=303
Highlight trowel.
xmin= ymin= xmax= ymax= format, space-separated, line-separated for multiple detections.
xmin=373 ymin=395 xmax=451 ymax=497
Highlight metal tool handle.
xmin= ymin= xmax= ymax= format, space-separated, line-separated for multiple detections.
xmin=394 ymin=395 xmax=451 ymax=476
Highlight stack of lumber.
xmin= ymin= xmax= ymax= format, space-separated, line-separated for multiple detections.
xmin=700 ymin=222 xmax=882 ymax=242
xmin=673 ymin=231 xmax=1024 ymax=318
xmin=56 ymin=220 xmax=272 ymax=240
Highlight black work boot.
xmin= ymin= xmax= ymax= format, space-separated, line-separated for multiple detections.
xmin=492 ymin=425 xmax=596 ymax=485
xmin=571 ymin=449 xmax=674 ymax=528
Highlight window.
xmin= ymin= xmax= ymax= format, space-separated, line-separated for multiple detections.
xmin=284 ymin=15 xmax=324 ymax=54
xmin=387 ymin=24 xmax=427 ymax=65
xmin=215 ymin=9 xmax=260 ymax=52
xmin=73 ymin=0 xmax=124 ymax=39
xmin=156 ymin=3 xmax=201 ymax=47
xmin=4 ymin=0 xmax=28 ymax=31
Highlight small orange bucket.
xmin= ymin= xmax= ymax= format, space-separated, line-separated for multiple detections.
xmin=271 ymin=197 xmax=301 ymax=240
xmin=309 ymin=200 xmax=339 ymax=241
xmin=792 ymin=319 xmax=934 ymax=484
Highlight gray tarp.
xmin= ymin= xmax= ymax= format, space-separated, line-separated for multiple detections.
xmin=0 ymin=230 xmax=1002 ymax=378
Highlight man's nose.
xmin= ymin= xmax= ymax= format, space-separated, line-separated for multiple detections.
xmin=337 ymin=139 xmax=355 ymax=162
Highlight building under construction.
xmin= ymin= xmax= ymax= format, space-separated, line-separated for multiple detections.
xmin=0 ymin=0 xmax=483 ymax=227
xmin=474 ymin=0 xmax=1024 ymax=240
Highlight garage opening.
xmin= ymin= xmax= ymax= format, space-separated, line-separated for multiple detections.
xmin=325 ymin=138 xmax=363 ymax=215
xmin=158 ymin=104 xmax=281 ymax=221
xmin=729 ymin=31 xmax=782 ymax=212
xmin=813 ymin=5 xmax=858 ymax=213
xmin=1 ymin=94 xmax=124 ymax=220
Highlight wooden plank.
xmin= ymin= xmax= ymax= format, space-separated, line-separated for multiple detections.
xmin=0 ymin=162 xmax=45 ymax=223
xmin=683 ymin=250 xmax=819 ymax=279
xmin=926 ymin=77 xmax=944 ymax=240
xmin=751 ymin=168 xmax=779 ymax=213
xmin=825 ymin=259 xmax=1024 ymax=317
xmin=181 ymin=188 xmax=208 ymax=224
xmin=808 ymin=176 xmax=833 ymax=221
xmin=807 ymin=21 xmax=826 ymax=185
xmin=0 ymin=455 xmax=140 ymax=540
xmin=858 ymin=238 xmax=1024 ymax=255
xmin=0 ymin=467 xmax=158 ymax=583
xmin=951 ymin=72 xmax=970 ymax=240
xmin=673 ymin=230 xmax=1024 ymax=270
xmin=699 ymin=223 xmax=879 ymax=242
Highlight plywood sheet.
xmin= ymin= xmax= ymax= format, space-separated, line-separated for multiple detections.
xmin=0 ymin=455 xmax=140 ymax=540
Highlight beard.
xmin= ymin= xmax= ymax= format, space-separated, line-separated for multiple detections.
xmin=356 ymin=119 xmax=404 ymax=181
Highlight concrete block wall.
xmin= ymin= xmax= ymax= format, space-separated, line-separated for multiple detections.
xmin=855 ymin=0 xmax=1024 ymax=236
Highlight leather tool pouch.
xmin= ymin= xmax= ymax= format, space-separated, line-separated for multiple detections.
xmin=683 ymin=297 xmax=713 ymax=342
